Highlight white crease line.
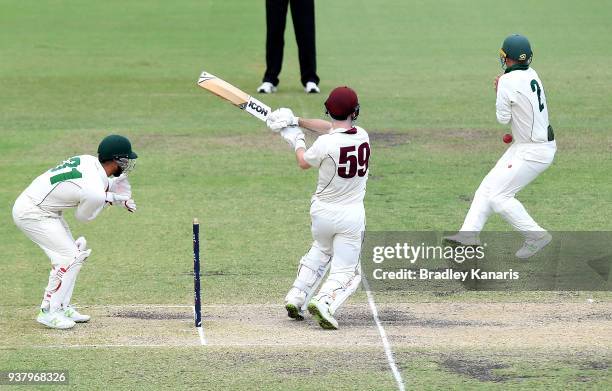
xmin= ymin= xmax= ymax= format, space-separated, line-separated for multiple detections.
xmin=6 ymin=303 xmax=375 ymax=309
xmin=79 ymin=304 xmax=194 ymax=308
xmin=204 ymin=342 xmax=390 ymax=347
xmin=25 ymin=344 xmax=194 ymax=349
xmin=17 ymin=342 xmax=392 ymax=349
xmin=69 ymin=304 xmax=277 ymax=309
xmin=362 ymin=276 xmax=406 ymax=391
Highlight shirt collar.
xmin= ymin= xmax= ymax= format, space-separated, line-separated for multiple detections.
xmin=329 ymin=127 xmax=357 ymax=135
xmin=504 ymin=63 xmax=530 ymax=74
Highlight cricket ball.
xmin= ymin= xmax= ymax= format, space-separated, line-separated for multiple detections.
xmin=503 ymin=133 xmax=513 ymax=144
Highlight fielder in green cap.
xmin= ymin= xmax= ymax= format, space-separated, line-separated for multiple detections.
xmin=445 ymin=34 xmax=557 ymax=259
xmin=12 ymin=135 xmax=138 ymax=329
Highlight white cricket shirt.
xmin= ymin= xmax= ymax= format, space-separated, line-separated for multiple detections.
xmin=303 ymin=126 xmax=370 ymax=205
xmin=496 ymin=66 xmax=553 ymax=143
xmin=17 ymin=155 xmax=109 ymax=221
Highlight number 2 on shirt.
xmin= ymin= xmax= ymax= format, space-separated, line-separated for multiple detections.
xmin=530 ymin=79 xmax=545 ymax=112
xmin=338 ymin=142 xmax=370 ymax=178
xmin=49 ymin=157 xmax=83 ymax=184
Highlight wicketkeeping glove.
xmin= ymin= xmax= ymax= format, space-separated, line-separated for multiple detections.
xmin=105 ymin=192 xmax=137 ymax=212
xmin=280 ymin=126 xmax=306 ymax=151
xmin=121 ymin=199 xmax=137 ymax=213
xmin=108 ymin=174 xmax=132 ymax=197
xmin=267 ymin=108 xmax=299 ymax=132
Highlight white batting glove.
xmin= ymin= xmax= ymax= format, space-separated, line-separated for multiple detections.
xmin=105 ymin=192 xmax=136 ymax=212
xmin=267 ymin=108 xmax=299 ymax=132
xmin=108 ymin=174 xmax=132 ymax=197
xmin=280 ymin=126 xmax=306 ymax=151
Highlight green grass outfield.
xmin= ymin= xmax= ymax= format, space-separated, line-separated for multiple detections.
xmin=1 ymin=0 xmax=611 ymax=389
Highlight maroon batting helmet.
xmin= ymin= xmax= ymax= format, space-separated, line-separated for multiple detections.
xmin=324 ymin=86 xmax=360 ymax=121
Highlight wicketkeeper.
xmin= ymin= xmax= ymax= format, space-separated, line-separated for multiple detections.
xmin=266 ymin=87 xmax=370 ymax=329
xmin=12 ymin=135 xmax=138 ymax=329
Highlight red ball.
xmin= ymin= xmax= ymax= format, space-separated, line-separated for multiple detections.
xmin=503 ymin=133 xmax=513 ymax=144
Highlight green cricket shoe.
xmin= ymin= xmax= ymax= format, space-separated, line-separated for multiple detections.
xmin=285 ymin=288 xmax=306 ymax=321
xmin=516 ymin=232 xmax=552 ymax=259
xmin=37 ymin=309 xmax=75 ymax=329
xmin=442 ymin=232 xmax=481 ymax=247
xmin=307 ymin=298 xmax=338 ymax=330
xmin=285 ymin=303 xmax=304 ymax=321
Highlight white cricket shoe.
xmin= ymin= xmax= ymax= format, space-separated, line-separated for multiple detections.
xmin=63 ymin=306 xmax=91 ymax=323
xmin=37 ymin=309 xmax=76 ymax=329
xmin=285 ymin=288 xmax=306 ymax=321
xmin=257 ymin=82 xmax=277 ymax=94
xmin=515 ymin=232 xmax=552 ymax=259
xmin=307 ymin=297 xmax=338 ymax=330
xmin=305 ymin=81 xmax=320 ymax=94
xmin=443 ymin=232 xmax=481 ymax=246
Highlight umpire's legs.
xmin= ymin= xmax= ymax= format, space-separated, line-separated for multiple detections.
xmin=289 ymin=0 xmax=319 ymax=86
xmin=263 ymin=0 xmax=290 ymax=86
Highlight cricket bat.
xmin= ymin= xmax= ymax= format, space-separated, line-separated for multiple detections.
xmin=197 ymin=71 xmax=272 ymax=122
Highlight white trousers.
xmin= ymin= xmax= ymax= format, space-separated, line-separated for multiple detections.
xmin=291 ymin=199 xmax=365 ymax=314
xmin=461 ymin=141 xmax=556 ymax=235
xmin=12 ymin=195 xmax=84 ymax=311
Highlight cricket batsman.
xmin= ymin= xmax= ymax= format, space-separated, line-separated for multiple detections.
xmin=445 ymin=34 xmax=557 ymax=258
xmin=12 ymin=135 xmax=138 ymax=329
xmin=266 ymin=86 xmax=370 ymax=329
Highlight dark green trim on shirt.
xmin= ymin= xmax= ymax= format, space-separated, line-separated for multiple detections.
xmin=504 ymin=63 xmax=530 ymax=74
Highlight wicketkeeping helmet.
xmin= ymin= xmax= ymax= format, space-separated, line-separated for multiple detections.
xmin=324 ymin=86 xmax=360 ymax=121
xmin=499 ymin=34 xmax=533 ymax=67
xmin=97 ymin=135 xmax=138 ymax=174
